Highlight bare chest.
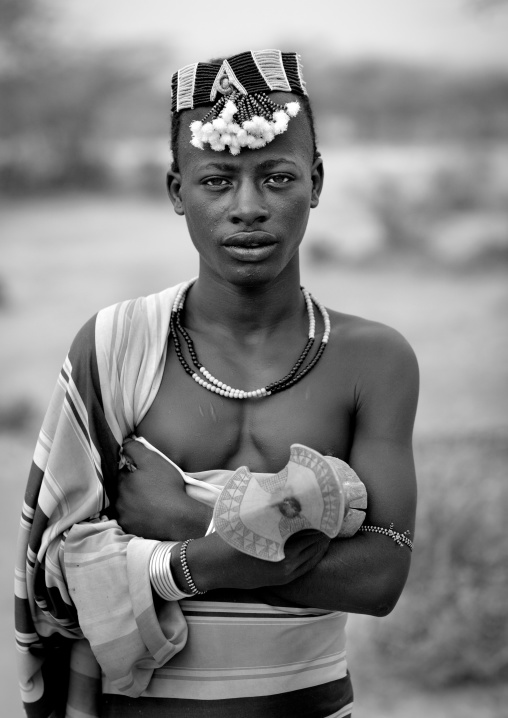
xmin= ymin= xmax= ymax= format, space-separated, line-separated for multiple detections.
xmin=137 ymin=340 xmax=355 ymax=473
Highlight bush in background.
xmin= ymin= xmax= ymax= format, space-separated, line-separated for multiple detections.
xmin=0 ymin=0 xmax=171 ymax=195
xmin=371 ymin=433 xmax=508 ymax=687
xmin=306 ymin=146 xmax=508 ymax=269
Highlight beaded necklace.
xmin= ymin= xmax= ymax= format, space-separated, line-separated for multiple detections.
xmin=170 ymin=279 xmax=331 ymax=400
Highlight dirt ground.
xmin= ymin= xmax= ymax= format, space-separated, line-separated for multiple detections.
xmin=1 ymin=196 xmax=506 ymax=716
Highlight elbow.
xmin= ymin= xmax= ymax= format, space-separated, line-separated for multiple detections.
xmin=363 ymin=566 xmax=409 ymax=617
xmin=368 ymin=597 xmax=397 ymax=618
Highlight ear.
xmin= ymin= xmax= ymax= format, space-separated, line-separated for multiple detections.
xmin=166 ymin=170 xmax=185 ymax=216
xmin=310 ymin=155 xmax=324 ymax=209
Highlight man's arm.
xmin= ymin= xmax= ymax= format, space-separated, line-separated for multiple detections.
xmin=116 ymin=324 xmax=418 ymax=615
xmin=256 ymin=325 xmax=419 ymax=614
xmin=179 ymin=325 xmax=419 ymax=614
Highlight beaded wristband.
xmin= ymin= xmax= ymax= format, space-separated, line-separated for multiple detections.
xmin=360 ymin=523 xmax=413 ymax=551
xmin=180 ymin=539 xmax=207 ymax=595
xmin=149 ymin=542 xmax=194 ymax=601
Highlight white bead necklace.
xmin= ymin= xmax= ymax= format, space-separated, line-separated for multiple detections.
xmin=170 ymin=278 xmax=331 ymax=400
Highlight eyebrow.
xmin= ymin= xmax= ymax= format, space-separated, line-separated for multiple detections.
xmin=201 ymin=158 xmax=299 ymax=172
xmin=258 ymin=158 xmax=299 ymax=170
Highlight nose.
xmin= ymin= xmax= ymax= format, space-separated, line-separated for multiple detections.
xmin=228 ymin=179 xmax=269 ymax=226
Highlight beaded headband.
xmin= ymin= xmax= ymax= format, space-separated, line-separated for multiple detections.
xmin=171 ymin=49 xmax=307 ymax=155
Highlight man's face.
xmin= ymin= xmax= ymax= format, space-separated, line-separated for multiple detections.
xmin=167 ymin=93 xmax=324 ymax=287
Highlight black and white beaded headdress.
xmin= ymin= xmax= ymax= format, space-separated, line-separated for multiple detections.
xmin=171 ymin=49 xmax=307 ymax=155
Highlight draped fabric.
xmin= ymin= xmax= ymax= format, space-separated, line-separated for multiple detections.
xmin=14 ymin=283 xmax=352 ymax=718
xmin=15 ymin=286 xmax=181 ymax=716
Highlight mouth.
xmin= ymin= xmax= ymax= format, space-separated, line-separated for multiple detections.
xmin=222 ymin=232 xmax=278 ymax=262
xmin=223 ymin=231 xmax=277 ymax=248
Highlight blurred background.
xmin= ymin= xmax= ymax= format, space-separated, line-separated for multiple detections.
xmin=1 ymin=0 xmax=507 ymax=715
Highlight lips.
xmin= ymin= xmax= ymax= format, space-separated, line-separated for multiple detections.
xmin=222 ymin=231 xmax=278 ymax=262
xmin=223 ymin=231 xmax=277 ymax=249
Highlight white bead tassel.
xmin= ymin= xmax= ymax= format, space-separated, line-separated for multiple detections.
xmin=190 ymin=101 xmax=300 ymax=155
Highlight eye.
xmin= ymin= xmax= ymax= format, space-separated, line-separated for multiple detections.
xmin=203 ymin=177 xmax=230 ymax=187
xmin=266 ymin=174 xmax=292 ymax=185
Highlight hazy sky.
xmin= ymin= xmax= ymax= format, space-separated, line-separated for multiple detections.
xmin=60 ymin=0 xmax=508 ymax=69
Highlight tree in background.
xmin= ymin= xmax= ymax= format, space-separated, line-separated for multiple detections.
xmin=0 ymin=0 xmax=170 ymax=192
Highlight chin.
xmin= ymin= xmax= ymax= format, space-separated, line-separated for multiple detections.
xmin=226 ymin=250 xmax=300 ymax=287
xmin=228 ymin=263 xmax=287 ymax=288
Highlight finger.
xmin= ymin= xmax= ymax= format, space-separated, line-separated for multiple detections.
xmin=121 ymin=439 xmax=146 ymax=460
xmin=119 ymin=450 xmax=137 ymax=473
xmin=283 ymin=533 xmax=329 ymax=569
xmin=121 ymin=439 xmax=156 ymax=470
xmin=292 ymin=533 xmax=328 ymax=557
xmin=289 ymin=539 xmax=329 ymax=578
xmin=292 ymin=528 xmax=323 ymax=539
xmin=285 ymin=530 xmax=328 ymax=553
xmin=117 ymin=465 xmax=141 ymax=483
xmin=123 ymin=440 xmax=174 ymax=473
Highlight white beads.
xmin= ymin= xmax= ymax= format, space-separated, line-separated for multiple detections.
xmin=311 ymin=294 xmax=331 ymax=344
xmin=172 ymin=278 xmax=197 ymax=314
xmin=359 ymin=523 xmax=413 ymax=551
xmin=192 ymin=371 xmax=269 ymax=399
xmin=176 ymin=279 xmax=330 ymax=400
xmin=302 ymin=287 xmax=316 ymax=339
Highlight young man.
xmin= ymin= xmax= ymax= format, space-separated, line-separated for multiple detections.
xmin=15 ymin=50 xmax=418 ymax=717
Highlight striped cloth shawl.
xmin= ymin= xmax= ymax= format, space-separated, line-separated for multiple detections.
xmin=14 ymin=283 xmax=350 ymax=718
xmin=15 ymin=285 xmax=182 ymax=716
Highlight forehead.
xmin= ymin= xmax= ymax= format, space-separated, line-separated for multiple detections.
xmin=175 ymin=91 xmax=314 ymax=173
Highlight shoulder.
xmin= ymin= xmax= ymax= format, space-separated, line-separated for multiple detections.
xmin=89 ymin=282 xmax=186 ymax=352
xmin=329 ymin=308 xmax=417 ymax=360
xmin=327 ymin=309 xmax=419 ymax=393
xmin=68 ymin=283 xmax=185 ymax=365
xmin=96 ymin=284 xmax=183 ymax=332
xmin=325 ymin=312 xmax=419 ymax=442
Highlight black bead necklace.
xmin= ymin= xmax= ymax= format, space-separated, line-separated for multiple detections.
xmin=170 ymin=279 xmax=330 ymax=400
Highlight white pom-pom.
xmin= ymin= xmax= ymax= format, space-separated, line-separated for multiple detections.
xmin=285 ymin=101 xmax=300 ymax=117
xmin=212 ymin=117 xmax=227 ymax=132
xmin=189 ymin=95 xmax=301 ymax=154
xmin=210 ymin=135 xmax=226 ymax=151
xmin=252 ymin=137 xmax=267 ymax=149
xmin=236 ymin=128 xmax=248 ymax=146
xmin=251 ymin=116 xmax=266 ymax=133
xmin=229 ymin=136 xmax=241 ymax=155
xmin=222 ymin=100 xmax=238 ymax=122
xmin=273 ymin=110 xmax=290 ymax=134
xmin=200 ymin=122 xmax=214 ymax=138
xmin=273 ymin=109 xmax=288 ymax=123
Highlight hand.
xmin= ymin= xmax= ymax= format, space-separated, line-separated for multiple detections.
xmin=183 ymin=529 xmax=331 ymax=593
xmin=115 ymin=439 xmax=212 ymax=540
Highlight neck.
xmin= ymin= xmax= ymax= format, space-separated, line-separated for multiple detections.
xmin=186 ymin=264 xmax=304 ymax=333
xmin=170 ymin=271 xmax=330 ymax=400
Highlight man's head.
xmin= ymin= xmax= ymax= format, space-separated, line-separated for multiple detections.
xmin=167 ymin=50 xmax=324 ymax=287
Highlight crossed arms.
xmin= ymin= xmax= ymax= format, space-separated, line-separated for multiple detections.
xmin=116 ymin=324 xmax=419 ymax=616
